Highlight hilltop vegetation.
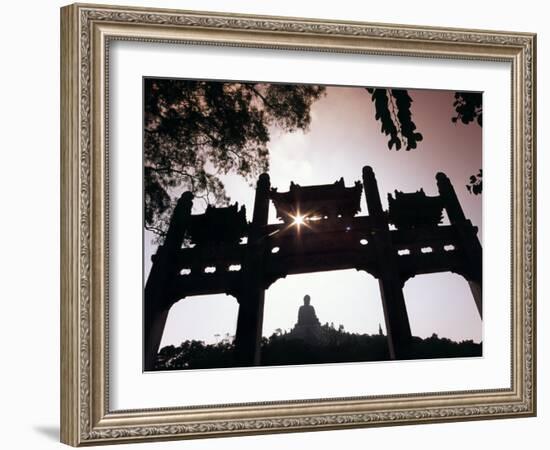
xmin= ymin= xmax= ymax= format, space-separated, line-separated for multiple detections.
xmin=154 ymin=325 xmax=482 ymax=371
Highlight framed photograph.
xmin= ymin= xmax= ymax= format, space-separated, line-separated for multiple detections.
xmin=60 ymin=3 xmax=536 ymax=446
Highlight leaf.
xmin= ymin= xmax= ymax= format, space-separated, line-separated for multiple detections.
xmin=452 ymin=91 xmax=482 ymax=127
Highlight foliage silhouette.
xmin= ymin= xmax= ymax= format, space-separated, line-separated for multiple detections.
xmin=154 ymin=326 xmax=482 ymax=370
xmin=450 ymin=92 xmax=483 ymax=195
xmin=452 ymin=92 xmax=483 ymax=126
xmin=466 ymin=169 xmax=483 ymax=195
xmin=366 ymin=88 xmax=423 ymax=151
xmin=366 ymin=88 xmax=483 ymax=195
xmin=144 ymin=79 xmax=325 ymax=238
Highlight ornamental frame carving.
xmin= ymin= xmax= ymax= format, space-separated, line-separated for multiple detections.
xmin=60 ymin=3 xmax=536 ymax=446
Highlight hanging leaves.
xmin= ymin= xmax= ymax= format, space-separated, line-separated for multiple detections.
xmin=452 ymin=92 xmax=483 ymax=126
xmin=466 ymin=169 xmax=483 ymax=195
xmin=366 ymin=88 xmax=423 ymax=151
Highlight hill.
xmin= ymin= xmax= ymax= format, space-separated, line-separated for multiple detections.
xmin=154 ymin=325 xmax=482 ymax=371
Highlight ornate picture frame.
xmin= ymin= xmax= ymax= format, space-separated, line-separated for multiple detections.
xmin=60 ymin=3 xmax=536 ymax=446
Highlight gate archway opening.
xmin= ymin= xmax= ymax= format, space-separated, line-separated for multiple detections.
xmin=158 ymin=294 xmax=239 ymax=349
xmin=403 ymin=272 xmax=482 ymax=344
xmin=263 ymin=269 xmax=385 ymax=339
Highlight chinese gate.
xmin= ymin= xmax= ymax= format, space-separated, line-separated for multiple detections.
xmin=144 ymin=166 xmax=482 ymax=370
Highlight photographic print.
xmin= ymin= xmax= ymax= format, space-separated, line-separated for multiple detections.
xmin=143 ymin=79 xmax=483 ymax=372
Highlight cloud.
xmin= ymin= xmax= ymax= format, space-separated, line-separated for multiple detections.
xmin=268 ymin=130 xmax=314 ymax=187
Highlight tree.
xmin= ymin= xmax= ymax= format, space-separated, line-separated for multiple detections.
xmin=154 ymin=332 xmax=482 ymax=370
xmin=144 ymin=79 xmax=325 ymax=238
xmin=452 ymin=91 xmax=483 ymax=127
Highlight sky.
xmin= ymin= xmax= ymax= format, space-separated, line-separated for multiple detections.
xmin=144 ymin=85 xmax=483 ymax=348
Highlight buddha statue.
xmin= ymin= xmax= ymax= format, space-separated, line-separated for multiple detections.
xmin=291 ymin=295 xmax=321 ymax=341
xmin=297 ymin=295 xmax=320 ymax=326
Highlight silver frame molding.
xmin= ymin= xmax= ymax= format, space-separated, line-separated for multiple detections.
xmin=60 ymin=3 xmax=536 ymax=446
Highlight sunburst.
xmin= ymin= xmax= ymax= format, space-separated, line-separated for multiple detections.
xmin=292 ymin=214 xmax=306 ymax=226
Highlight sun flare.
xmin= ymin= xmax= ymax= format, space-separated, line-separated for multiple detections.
xmin=292 ymin=214 xmax=306 ymax=226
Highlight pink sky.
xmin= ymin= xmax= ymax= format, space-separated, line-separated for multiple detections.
xmin=144 ymin=85 xmax=483 ymax=348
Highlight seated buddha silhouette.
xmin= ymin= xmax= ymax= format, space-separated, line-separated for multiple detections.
xmin=297 ymin=295 xmax=320 ymax=326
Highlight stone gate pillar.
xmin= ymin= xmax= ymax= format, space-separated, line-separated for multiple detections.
xmin=234 ymin=173 xmax=270 ymax=366
xmin=144 ymin=192 xmax=193 ymax=371
xmin=436 ymin=172 xmax=483 ymax=317
xmin=363 ymin=166 xmax=413 ymax=360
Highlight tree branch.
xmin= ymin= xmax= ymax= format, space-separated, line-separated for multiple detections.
xmin=249 ymin=86 xmax=276 ymax=110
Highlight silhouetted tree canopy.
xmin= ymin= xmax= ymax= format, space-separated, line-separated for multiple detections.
xmin=452 ymin=91 xmax=483 ymax=126
xmin=144 ymin=79 xmax=326 ymax=237
xmin=154 ymin=328 xmax=482 ymax=370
